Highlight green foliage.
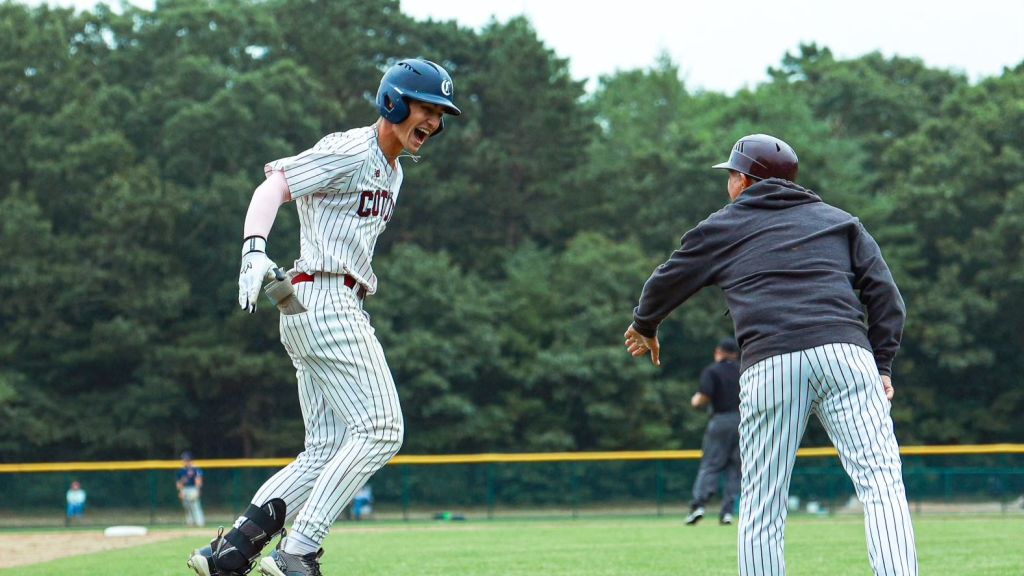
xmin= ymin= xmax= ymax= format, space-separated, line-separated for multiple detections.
xmin=0 ymin=2 xmax=1020 ymax=462
xmin=876 ymin=66 xmax=1024 ymax=442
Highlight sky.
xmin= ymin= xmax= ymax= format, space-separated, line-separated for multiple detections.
xmin=36 ymin=0 xmax=1024 ymax=94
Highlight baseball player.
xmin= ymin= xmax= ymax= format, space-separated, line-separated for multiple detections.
xmin=177 ymin=451 xmax=206 ymax=528
xmin=187 ymin=58 xmax=461 ymax=576
xmin=685 ymin=337 xmax=741 ymax=526
xmin=624 ymin=134 xmax=918 ymax=575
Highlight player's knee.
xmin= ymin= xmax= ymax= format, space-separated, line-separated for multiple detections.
xmin=352 ymin=413 xmax=403 ymax=459
xmin=389 ymin=429 xmax=404 ymax=456
xmin=370 ymin=419 xmax=403 ymax=464
xmin=372 ymin=410 xmax=403 ymax=445
xmin=380 ymin=418 xmax=404 ymax=456
xmin=393 ymin=412 xmax=405 ymax=439
xmin=296 ymin=438 xmax=341 ymax=466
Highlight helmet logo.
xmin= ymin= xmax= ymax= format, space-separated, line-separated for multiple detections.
xmin=441 ymin=80 xmax=453 ymax=96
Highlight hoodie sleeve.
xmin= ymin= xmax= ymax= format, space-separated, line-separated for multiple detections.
xmin=632 ymin=225 xmax=719 ymax=337
xmin=850 ymin=221 xmax=906 ymax=375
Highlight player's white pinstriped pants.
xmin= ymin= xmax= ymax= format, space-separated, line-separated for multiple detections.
xmin=738 ymin=343 xmax=917 ymax=576
xmin=251 ymin=274 xmax=403 ymax=545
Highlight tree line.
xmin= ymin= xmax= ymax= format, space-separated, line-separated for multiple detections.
xmin=1 ymin=0 xmax=1021 ymax=462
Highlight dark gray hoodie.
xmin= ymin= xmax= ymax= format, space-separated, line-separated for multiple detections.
xmin=632 ymin=178 xmax=905 ymax=375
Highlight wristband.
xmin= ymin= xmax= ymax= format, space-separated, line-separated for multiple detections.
xmin=242 ymin=235 xmax=267 ymax=256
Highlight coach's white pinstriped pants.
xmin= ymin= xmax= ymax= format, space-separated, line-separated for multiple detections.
xmin=738 ymin=343 xmax=918 ymax=576
xmin=251 ymin=276 xmax=403 ymax=545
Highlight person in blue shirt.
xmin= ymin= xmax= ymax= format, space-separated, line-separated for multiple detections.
xmin=65 ymin=480 xmax=86 ymax=525
xmin=176 ymin=451 xmax=205 ymax=527
xmin=352 ymin=485 xmax=374 ymax=520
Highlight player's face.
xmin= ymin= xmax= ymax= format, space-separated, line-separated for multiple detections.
xmin=727 ymin=170 xmax=751 ymax=201
xmin=398 ymin=100 xmax=445 ymax=153
xmin=729 ymin=169 xmax=745 ymax=200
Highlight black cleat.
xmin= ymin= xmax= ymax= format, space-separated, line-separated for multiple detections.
xmin=258 ymin=545 xmax=324 ymax=576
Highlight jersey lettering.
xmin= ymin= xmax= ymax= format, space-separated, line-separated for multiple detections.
xmin=356 ymin=190 xmax=395 ymax=221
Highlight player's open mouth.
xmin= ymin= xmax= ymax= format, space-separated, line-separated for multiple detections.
xmin=412 ymin=127 xmax=431 ymax=146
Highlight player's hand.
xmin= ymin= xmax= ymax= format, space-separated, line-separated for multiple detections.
xmin=881 ymin=374 xmax=894 ymax=401
xmin=238 ymin=248 xmax=277 ymax=313
xmin=624 ymin=325 xmax=661 ymax=367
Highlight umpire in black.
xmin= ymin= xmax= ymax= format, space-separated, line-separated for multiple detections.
xmin=685 ymin=337 xmax=741 ymax=526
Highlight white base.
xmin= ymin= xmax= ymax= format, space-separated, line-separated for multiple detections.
xmin=103 ymin=525 xmax=148 ymax=537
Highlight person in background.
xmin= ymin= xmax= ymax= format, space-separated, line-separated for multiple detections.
xmin=65 ymin=480 xmax=86 ymax=525
xmin=176 ymin=451 xmax=205 ymax=528
xmin=352 ymin=484 xmax=374 ymax=520
xmin=685 ymin=337 xmax=742 ymax=526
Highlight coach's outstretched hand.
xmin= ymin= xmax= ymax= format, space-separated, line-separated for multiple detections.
xmin=624 ymin=325 xmax=661 ymax=367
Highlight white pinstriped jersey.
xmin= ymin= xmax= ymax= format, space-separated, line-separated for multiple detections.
xmin=265 ymin=125 xmax=403 ymax=295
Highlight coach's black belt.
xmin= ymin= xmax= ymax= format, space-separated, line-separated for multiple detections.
xmin=291 ymin=272 xmax=367 ymax=299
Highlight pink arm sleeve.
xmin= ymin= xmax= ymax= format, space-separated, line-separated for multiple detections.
xmin=242 ymin=170 xmax=292 ymax=240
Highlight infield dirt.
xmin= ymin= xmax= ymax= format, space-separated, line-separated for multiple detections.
xmin=1 ymin=529 xmax=202 ymax=569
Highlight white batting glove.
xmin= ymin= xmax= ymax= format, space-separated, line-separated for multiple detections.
xmin=238 ymin=236 xmax=278 ymax=313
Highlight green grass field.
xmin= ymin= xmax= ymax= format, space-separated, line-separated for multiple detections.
xmin=4 ymin=515 xmax=1022 ymax=575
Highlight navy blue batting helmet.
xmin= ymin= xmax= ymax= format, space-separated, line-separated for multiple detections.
xmin=376 ymin=58 xmax=461 ymax=135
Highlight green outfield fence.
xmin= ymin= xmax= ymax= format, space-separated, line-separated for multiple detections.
xmin=1 ymin=445 xmax=1023 ymax=528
